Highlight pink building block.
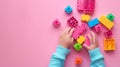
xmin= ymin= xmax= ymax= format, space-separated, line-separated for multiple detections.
xmin=84 ymin=36 xmax=90 ymax=46
xmin=53 ymin=19 xmax=61 ymax=28
xmin=104 ymin=30 xmax=113 ymax=38
xmin=72 ymin=23 xmax=87 ymax=39
xmin=77 ymin=0 xmax=84 ymax=11
xmin=94 ymin=24 xmax=101 ymax=33
xmin=84 ymin=0 xmax=95 ymax=14
xmin=67 ymin=16 xmax=78 ymax=28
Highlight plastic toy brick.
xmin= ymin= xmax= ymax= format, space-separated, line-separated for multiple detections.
xmin=98 ymin=15 xmax=114 ymax=30
xmin=65 ymin=5 xmax=73 ymax=14
xmin=67 ymin=16 xmax=78 ymax=28
xmin=77 ymin=0 xmax=84 ymax=11
xmin=77 ymin=36 xmax=85 ymax=44
xmin=75 ymin=57 xmax=82 ymax=64
xmin=88 ymin=18 xmax=99 ymax=28
xmin=94 ymin=24 xmax=101 ymax=33
xmin=107 ymin=13 xmax=115 ymax=21
xmin=81 ymin=14 xmax=90 ymax=22
xmin=73 ymin=43 xmax=82 ymax=51
xmin=72 ymin=23 xmax=87 ymax=39
xmin=84 ymin=36 xmax=90 ymax=46
xmin=104 ymin=30 xmax=112 ymax=38
xmin=84 ymin=0 xmax=95 ymax=14
xmin=53 ymin=19 xmax=61 ymax=28
xmin=104 ymin=38 xmax=115 ymax=50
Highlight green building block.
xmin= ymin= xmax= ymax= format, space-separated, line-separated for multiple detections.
xmin=107 ymin=13 xmax=115 ymax=21
xmin=73 ymin=43 xmax=82 ymax=51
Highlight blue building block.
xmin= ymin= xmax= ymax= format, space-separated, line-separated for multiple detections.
xmin=65 ymin=5 xmax=73 ymax=14
xmin=88 ymin=18 xmax=99 ymax=28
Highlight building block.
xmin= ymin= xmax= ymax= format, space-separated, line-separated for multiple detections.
xmin=53 ymin=19 xmax=61 ymax=28
xmin=67 ymin=16 xmax=78 ymax=28
xmin=81 ymin=14 xmax=90 ymax=22
xmin=77 ymin=36 xmax=85 ymax=44
xmin=65 ymin=5 xmax=73 ymax=14
xmin=77 ymin=0 xmax=84 ymax=11
xmin=88 ymin=18 xmax=99 ymax=28
xmin=98 ymin=15 xmax=114 ymax=30
xmin=72 ymin=23 xmax=87 ymax=39
xmin=107 ymin=13 xmax=115 ymax=21
xmin=75 ymin=57 xmax=82 ymax=64
xmin=84 ymin=0 xmax=95 ymax=14
xmin=104 ymin=38 xmax=115 ymax=50
xmin=104 ymin=30 xmax=112 ymax=38
xmin=73 ymin=43 xmax=82 ymax=51
xmin=84 ymin=36 xmax=90 ymax=46
xmin=94 ymin=24 xmax=102 ymax=33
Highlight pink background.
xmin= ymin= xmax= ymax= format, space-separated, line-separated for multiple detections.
xmin=0 ymin=0 xmax=120 ymax=67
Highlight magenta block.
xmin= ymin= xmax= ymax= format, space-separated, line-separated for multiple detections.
xmin=72 ymin=23 xmax=87 ymax=39
xmin=53 ymin=19 xmax=61 ymax=28
xmin=84 ymin=0 xmax=95 ymax=13
xmin=67 ymin=16 xmax=78 ymax=28
xmin=84 ymin=36 xmax=90 ymax=46
xmin=94 ymin=24 xmax=101 ymax=33
xmin=77 ymin=0 xmax=84 ymax=11
xmin=104 ymin=30 xmax=113 ymax=38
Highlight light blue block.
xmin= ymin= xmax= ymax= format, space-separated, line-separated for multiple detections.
xmin=88 ymin=18 xmax=99 ymax=28
xmin=65 ymin=5 xmax=73 ymax=14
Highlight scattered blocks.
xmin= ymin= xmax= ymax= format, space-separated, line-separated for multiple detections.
xmin=65 ymin=5 xmax=73 ymax=14
xmin=84 ymin=0 xmax=95 ymax=14
xmin=99 ymin=15 xmax=114 ymax=30
xmin=104 ymin=30 xmax=112 ymax=38
xmin=73 ymin=43 xmax=82 ymax=51
xmin=75 ymin=57 xmax=82 ymax=64
xmin=107 ymin=13 xmax=115 ymax=21
xmin=94 ymin=24 xmax=102 ymax=33
xmin=88 ymin=18 xmax=99 ymax=28
xmin=84 ymin=36 xmax=90 ymax=46
xmin=104 ymin=38 xmax=115 ymax=50
xmin=53 ymin=19 xmax=61 ymax=28
xmin=77 ymin=0 xmax=84 ymax=11
xmin=77 ymin=36 xmax=85 ymax=44
xmin=67 ymin=16 xmax=78 ymax=28
xmin=81 ymin=14 xmax=90 ymax=22
xmin=72 ymin=23 xmax=87 ymax=39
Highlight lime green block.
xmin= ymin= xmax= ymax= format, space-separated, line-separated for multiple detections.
xmin=107 ymin=13 xmax=115 ymax=21
xmin=73 ymin=43 xmax=82 ymax=51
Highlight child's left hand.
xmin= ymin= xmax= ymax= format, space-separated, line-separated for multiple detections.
xmin=59 ymin=27 xmax=74 ymax=48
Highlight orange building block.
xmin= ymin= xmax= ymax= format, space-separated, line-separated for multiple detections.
xmin=75 ymin=57 xmax=82 ymax=64
xmin=104 ymin=38 xmax=115 ymax=50
xmin=81 ymin=14 xmax=90 ymax=22
xmin=77 ymin=36 xmax=85 ymax=44
xmin=99 ymin=15 xmax=114 ymax=30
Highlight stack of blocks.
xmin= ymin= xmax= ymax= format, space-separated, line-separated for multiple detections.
xmin=77 ymin=0 xmax=95 ymax=14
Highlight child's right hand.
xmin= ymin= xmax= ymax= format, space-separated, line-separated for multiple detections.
xmin=83 ymin=31 xmax=98 ymax=51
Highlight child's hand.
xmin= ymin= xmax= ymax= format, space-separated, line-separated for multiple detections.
xmin=83 ymin=31 xmax=98 ymax=51
xmin=59 ymin=27 xmax=74 ymax=48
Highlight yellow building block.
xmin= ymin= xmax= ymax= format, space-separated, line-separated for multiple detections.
xmin=81 ymin=14 xmax=90 ymax=22
xmin=104 ymin=38 xmax=115 ymax=50
xmin=77 ymin=36 xmax=85 ymax=44
xmin=99 ymin=15 xmax=114 ymax=30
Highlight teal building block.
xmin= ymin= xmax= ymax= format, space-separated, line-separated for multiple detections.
xmin=88 ymin=18 xmax=99 ymax=28
xmin=65 ymin=5 xmax=73 ymax=14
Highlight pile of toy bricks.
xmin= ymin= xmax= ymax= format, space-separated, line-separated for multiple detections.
xmin=52 ymin=0 xmax=115 ymax=65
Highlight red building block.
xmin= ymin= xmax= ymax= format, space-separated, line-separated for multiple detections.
xmin=104 ymin=30 xmax=113 ymax=38
xmin=75 ymin=57 xmax=82 ymax=64
xmin=67 ymin=16 xmax=78 ymax=28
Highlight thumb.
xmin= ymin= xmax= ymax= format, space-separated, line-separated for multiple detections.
xmin=83 ymin=44 xmax=90 ymax=50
